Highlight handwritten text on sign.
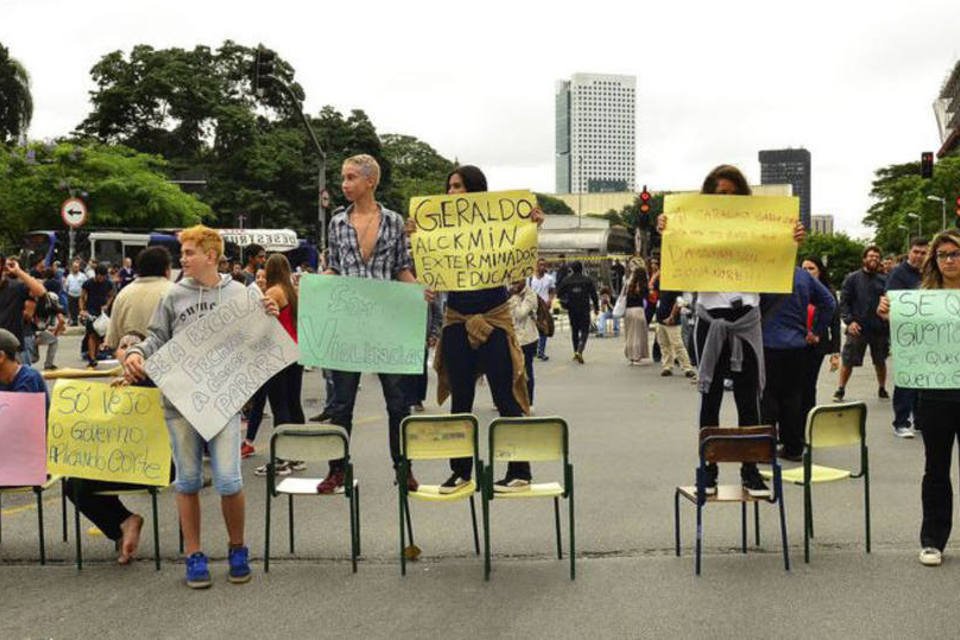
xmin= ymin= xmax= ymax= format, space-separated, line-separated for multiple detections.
xmin=47 ymin=380 xmax=171 ymax=486
xmin=145 ymin=285 xmax=299 ymax=441
xmin=0 ymin=391 xmax=47 ymax=486
xmin=660 ymin=194 xmax=798 ymax=293
xmin=409 ymin=190 xmax=539 ymax=291
xmin=889 ymin=289 xmax=960 ymax=389
xmin=298 ymin=275 xmax=426 ymax=374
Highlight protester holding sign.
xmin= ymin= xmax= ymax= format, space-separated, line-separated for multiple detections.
xmin=657 ymin=165 xmax=805 ymax=498
xmin=879 ymin=229 xmax=960 ymax=567
xmin=0 ymin=255 xmax=47 ymax=355
xmin=316 ymin=154 xmax=422 ymax=495
xmin=123 ymin=225 xmax=279 ymax=588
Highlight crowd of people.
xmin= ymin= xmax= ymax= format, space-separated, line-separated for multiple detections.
xmin=2 ymin=157 xmax=959 ymax=586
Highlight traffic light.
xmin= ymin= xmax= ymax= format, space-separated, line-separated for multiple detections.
xmin=639 ymin=186 xmax=652 ymax=215
xmin=254 ymin=47 xmax=276 ymax=95
xmin=956 ymin=195 xmax=960 ymax=218
xmin=921 ymin=152 xmax=934 ymax=179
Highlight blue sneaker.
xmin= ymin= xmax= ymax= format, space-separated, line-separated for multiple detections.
xmin=228 ymin=545 xmax=252 ymax=584
xmin=185 ymin=552 xmax=212 ymax=589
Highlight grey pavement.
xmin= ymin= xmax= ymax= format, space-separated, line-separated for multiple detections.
xmin=1 ymin=329 xmax=953 ymax=639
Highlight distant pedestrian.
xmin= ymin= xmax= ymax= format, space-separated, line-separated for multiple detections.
xmin=556 ymin=261 xmax=599 ymax=364
xmin=834 ymin=245 xmax=889 ymax=401
xmin=622 ymin=269 xmax=649 ymax=365
xmin=509 ymin=278 xmax=540 ymax=410
xmin=529 ymin=258 xmax=556 ymax=361
xmin=654 ymin=288 xmax=696 ymax=378
xmin=798 ymin=257 xmax=841 ymax=418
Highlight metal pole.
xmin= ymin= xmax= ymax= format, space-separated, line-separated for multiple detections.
xmin=942 ymin=199 xmax=946 ymax=232
xmin=68 ymin=228 xmax=75 ymax=263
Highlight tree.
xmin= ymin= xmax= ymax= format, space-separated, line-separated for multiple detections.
xmin=864 ymin=156 xmax=960 ymax=253
xmin=797 ymin=232 xmax=867 ymax=288
xmin=380 ymin=134 xmax=455 ymax=214
xmin=0 ymin=142 xmax=211 ymax=249
xmin=534 ymin=193 xmax=575 ymax=216
xmin=0 ymin=43 xmax=33 ymax=143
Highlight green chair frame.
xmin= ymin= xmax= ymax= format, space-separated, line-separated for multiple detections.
xmin=264 ymin=424 xmax=359 ymax=573
xmin=801 ymin=402 xmax=870 ymax=563
xmin=71 ymin=481 xmax=165 ymax=571
xmin=674 ymin=426 xmax=789 ymax=575
xmin=0 ymin=476 xmax=68 ymax=565
xmin=398 ymin=414 xmax=482 ymax=576
xmin=482 ymin=416 xmax=575 ymax=581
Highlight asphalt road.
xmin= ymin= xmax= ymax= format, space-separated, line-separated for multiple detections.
xmin=1 ymin=328 xmax=954 ymax=639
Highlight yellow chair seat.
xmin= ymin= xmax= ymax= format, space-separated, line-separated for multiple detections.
xmin=91 ymin=486 xmax=166 ymax=497
xmin=760 ymin=465 xmax=852 ymax=485
xmin=1 ymin=474 xmax=63 ymax=493
xmin=492 ymin=482 xmax=564 ymax=499
xmin=409 ymin=480 xmax=477 ymax=502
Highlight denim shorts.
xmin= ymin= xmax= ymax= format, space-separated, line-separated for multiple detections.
xmin=166 ymin=406 xmax=242 ymax=496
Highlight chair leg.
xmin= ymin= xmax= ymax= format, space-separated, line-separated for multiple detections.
xmin=61 ymin=479 xmax=68 ymax=542
xmin=151 ymin=489 xmax=160 ymax=571
xmin=349 ymin=485 xmax=358 ymax=574
xmin=73 ymin=485 xmax=82 ymax=570
xmin=264 ymin=488 xmax=271 ymax=573
xmin=568 ymin=478 xmax=575 ymax=581
xmin=404 ymin=493 xmax=415 ymax=545
xmin=864 ymin=461 xmax=871 ymax=554
xmin=288 ymin=494 xmax=295 ymax=554
xmin=482 ymin=470 xmax=491 ymax=581
xmin=754 ymin=501 xmax=760 ymax=546
xmin=804 ymin=480 xmax=811 ymax=564
xmin=740 ymin=502 xmax=747 ymax=553
xmin=469 ymin=495 xmax=480 ymax=556
xmin=695 ymin=500 xmax=703 ymax=576
xmin=553 ymin=496 xmax=562 ymax=560
xmin=777 ymin=474 xmax=790 ymax=571
xmin=399 ymin=474 xmax=406 ymax=576
xmin=355 ymin=484 xmax=362 ymax=557
xmin=674 ymin=489 xmax=681 ymax=557
xmin=35 ymin=488 xmax=46 ymax=566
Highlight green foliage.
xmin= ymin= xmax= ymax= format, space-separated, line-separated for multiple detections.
xmin=380 ymin=133 xmax=455 ymax=214
xmin=0 ymin=42 xmax=33 ymax=143
xmin=534 ymin=192 xmax=575 ymax=216
xmin=0 ymin=142 xmax=210 ymax=249
xmin=864 ymin=156 xmax=960 ymax=253
xmin=797 ymin=232 xmax=867 ymax=289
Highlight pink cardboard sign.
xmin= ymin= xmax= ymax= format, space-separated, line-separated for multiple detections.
xmin=0 ymin=391 xmax=47 ymax=486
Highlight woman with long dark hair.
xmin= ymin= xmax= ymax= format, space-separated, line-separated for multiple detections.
xmin=429 ymin=165 xmax=539 ymax=494
xmin=622 ymin=267 xmax=649 ymax=365
xmin=880 ymin=230 xmax=960 ymax=566
xmin=254 ymin=254 xmax=305 ymax=476
xmin=799 ymin=256 xmax=840 ymax=417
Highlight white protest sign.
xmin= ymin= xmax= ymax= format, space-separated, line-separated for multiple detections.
xmin=144 ymin=285 xmax=299 ymax=441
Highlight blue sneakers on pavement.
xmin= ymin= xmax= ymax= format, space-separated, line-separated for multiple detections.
xmin=185 ymin=552 xmax=212 ymax=589
xmin=228 ymin=545 xmax=252 ymax=584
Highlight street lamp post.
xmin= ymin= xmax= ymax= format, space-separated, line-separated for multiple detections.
xmin=906 ymin=212 xmax=920 ymax=237
xmin=927 ymin=195 xmax=946 ymax=232
xmin=897 ymin=224 xmax=910 ymax=252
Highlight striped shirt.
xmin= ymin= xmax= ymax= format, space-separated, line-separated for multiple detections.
xmin=327 ymin=204 xmax=412 ymax=280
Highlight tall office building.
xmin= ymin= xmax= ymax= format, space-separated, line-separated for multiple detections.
xmin=555 ymin=73 xmax=636 ymax=194
xmin=758 ymin=148 xmax=811 ymax=229
xmin=811 ymin=214 xmax=834 ymax=235
xmin=933 ymin=59 xmax=960 ymax=158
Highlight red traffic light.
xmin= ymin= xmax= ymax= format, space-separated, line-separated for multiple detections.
xmin=956 ymin=195 xmax=960 ymax=216
xmin=921 ymin=152 xmax=934 ymax=179
xmin=639 ymin=185 xmax=651 ymax=214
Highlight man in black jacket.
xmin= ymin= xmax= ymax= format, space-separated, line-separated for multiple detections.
xmin=834 ymin=245 xmax=889 ymax=401
xmin=556 ymin=261 xmax=599 ymax=364
xmin=884 ymin=237 xmax=928 ymax=437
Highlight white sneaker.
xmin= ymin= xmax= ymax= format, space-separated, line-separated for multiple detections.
xmin=920 ymin=547 xmax=942 ymax=566
xmin=894 ymin=427 xmax=915 ymax=439
xmin=494 ymin=478 xmax=531 ymax=493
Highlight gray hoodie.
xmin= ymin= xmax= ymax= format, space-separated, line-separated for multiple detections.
xmin=129 ymin=274 xmax=250 ymax=361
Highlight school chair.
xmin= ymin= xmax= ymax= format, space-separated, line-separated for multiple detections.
xmin=397 ymin=414 xmax=482 ymax=576
xmin=71 ymin=481 xmax=167 ymax=571
xmin=482 ymin=416 xmax=575 ymax=581
xmin=264 ymin=424 xmax=359 ymax=573
xmin=761 ymin=402 xmax=869 ymax=563
xmin=0 ymin=476 xmax=68 ymax=565
xmin=674 ymin=426 xmax=789 ymax=575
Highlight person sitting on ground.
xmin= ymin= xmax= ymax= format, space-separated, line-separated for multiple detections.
xmin=596 ymin=286 xmax=620 ymax=338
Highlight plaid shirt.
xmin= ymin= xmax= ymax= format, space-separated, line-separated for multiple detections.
xmin=327 ymin=204 xmax=413 ymax=280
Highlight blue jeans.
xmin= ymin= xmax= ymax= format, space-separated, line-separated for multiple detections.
xmin=328 ymin=369 xmax=409 ymax=470
xmin=596 ymin=311 xmax=620 ymax=336
xmin=537 ymin=333 xmax=549 ymax=358
xmin=167 ymin=409 xmax=242 ymax=496
xmin=893 ymin=385 xmax=919 ymax=429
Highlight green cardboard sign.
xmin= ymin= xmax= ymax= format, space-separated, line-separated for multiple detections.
xmin=889 ymin=289 xmax=960 ymax=389
xmin=298 ymin=275 xmax=427 ymax=374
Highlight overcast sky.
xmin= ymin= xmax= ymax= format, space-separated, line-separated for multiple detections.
xmin=3 ymin=0 xmax=958 ymax=237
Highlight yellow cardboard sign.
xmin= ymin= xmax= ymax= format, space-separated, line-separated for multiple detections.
xmin=47 ymin=380 xmax=171 ymax=486
xmin=408 ymin=190 xmax=539 ymax=291
xmin=660 ymin=194 xmax=798 ymax=293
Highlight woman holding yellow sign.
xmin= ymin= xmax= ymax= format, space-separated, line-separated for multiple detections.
xmin=658 ymin=165 xmax=805 ymax=498
xmin=425 ymin=166 xmax=543 ymax=494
